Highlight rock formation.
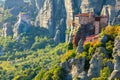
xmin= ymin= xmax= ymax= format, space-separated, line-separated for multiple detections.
xmin=61 ymin=58 xmax=86 ymax=80
xmin=3 ymin=0 xmax=120 ymax=43
xmin=100 ymin=34 xmax=108 ymax=44
xmin=80 ymin=0 xmax=104 ymax=15
xmin=76 ymin=40 xmax=84 ymax=53
xmin=2 ymin=23 xmax=13 ymax=37
xmin=34 ymin=0 xmax=45 ymax=10
xmin=4 ymin=0 xmax=25 ymax=15
xmin=13 ymin=13 xmax=31 ymax=38
xmin=87 ymin=47 xmax=104 ymax=79
xmin=109 ymin=54 xmax=120 ymax=80
xmin=35 ymin=0 xmax=66 ymax=39
xmin=109 ymin=37 xmax=120 ymax=80
xmin=54 ymin=29 xmax=61 ymax=45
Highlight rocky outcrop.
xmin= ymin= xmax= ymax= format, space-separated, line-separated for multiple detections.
xmin=54 ymin=29 xmax=61 ymax=45
xmin=3 ymin=0 xmax=120 ymax=43
xmin=87 ymin=47 xmax=105 ymax=79
xmin=80 ymin=0 xmax=104 ymax=15
xmin=2 ymin=23 xmax=13 ymax=37
xmin=65 ymin=0 xmax=81 ymax=28
xmin=76 ymin=40 xmax=84 ymax=53
xmin=109 ymin=54 xmax=120 ymax=80
xmin=113 ymin=37 xmax=120 ymax=55
xmin=100 ymin=34 xmax=108 ymax=44
xmin=35 ymin=0 xmax=66 ymax=42
xmin=101 ymin=0 xmax=117 ymax=25
xmin=13 ymin=20 xmax=30 ymax=38
xmin=112 ymin=16 xmax=120 ymax=25
xmin=3 ymin=0 xmax=25 ymax=15
xmin=109 ymin=37 xmax=120 ymax=80
xmin=34 ymin=0 xmax=45 ymax=10
xmin=61 ymin=58 xmax=86 ymax=80
xmin=13 ymin=13 xmax=31 ymax=38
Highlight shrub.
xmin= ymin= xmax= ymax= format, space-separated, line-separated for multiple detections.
xmin=88 ymin=47 xmax=95 ymax=55
xmin=61 ymin=49 xmax=76 ymax=62
xmin=106 ymin=40 xmax=114 ymax=58
xmin=83 ymin=43 xmax=90 ymax=52
xmin=75 ymin=52 xmax=87 ymax=59
xmin=102 ymin=26 xmax=120 ymax=40
xmin=68 ymin=43 xmax=73 ymax=50
xmin=42 ymin=66 xmax=66 ymax=80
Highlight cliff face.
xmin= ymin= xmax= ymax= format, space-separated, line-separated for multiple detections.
xmin=80 ymin=0 xmax=104 ymax=14
xmin=60 ymin=36 xmax=120 ymax=80
xmin=3 ymin=0 xmax=120 ymax=42
xmin=3 ymin=0 xmax=25 ymax=15
xmin=35 ymin=0 xmax=66 ymax=42
xmin=35 ymin=0 xmax=120 ymax=42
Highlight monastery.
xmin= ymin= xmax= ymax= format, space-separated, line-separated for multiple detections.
xmin=70 ymin=12 xmax=108 ymax=45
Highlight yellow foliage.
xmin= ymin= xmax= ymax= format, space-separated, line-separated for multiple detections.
xmin=75 ymin=52 xmax=87 ymax=59
xmin=90 ymin=40 xmax=102 ymax=48
xmin=61 ymin=49 xmax=76 ymax=62
xmin=104 ymin=26 xmax=114 ymax=36
xmin=104 ymin=25 xmax=120 ymax=38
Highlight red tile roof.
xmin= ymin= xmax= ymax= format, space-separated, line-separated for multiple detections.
xmin=75 ymin=13 xmax=90 ymax=17
xmin=86 ymin=35 xmax=99 ymax=40
xmin=75 ymin=13 xmax=107 ymax=18
xmin=84 ymin=35 xmax=99 ymax=44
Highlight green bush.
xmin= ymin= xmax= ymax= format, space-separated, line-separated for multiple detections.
xmin=84 ymin=43 xmax=90 ymax=52
xmin=37 ymin=66 xmax=66 ymax=80
xmin=106 ymin=40 xmax=114 ymax=58
xmin=61 ymin=49 xmax=76 ymax=62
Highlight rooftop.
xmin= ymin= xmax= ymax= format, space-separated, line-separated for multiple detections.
xmin=85 ymin=34 xmax=99 ymax=40
xmin=75 ymin=13 xmax=107 ymax=18
xmin=84 ymin=34 xmax=99 ymax=44
xmin=75 ymin=13 xmax=90 ymax=17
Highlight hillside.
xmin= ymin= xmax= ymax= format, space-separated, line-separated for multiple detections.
xmin=0 ymin=0 xmax=120 ymax=80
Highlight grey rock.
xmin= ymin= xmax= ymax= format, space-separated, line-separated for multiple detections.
xmin=61 ymin=58 xmax=86 ymax=80
xmin=76 ymin=40 xmax=84 ymax=53
xmin=101 ymin=0 xmax=118 ymax=25
xmin=2 ymin=23 xmax=13 ymax=37
xmin=65 ymin=0 xmax=81 ymax=42
xmin=68 ymin=32 xmax=73 ymax=44
xmin=13 ymin=21 xmax=30 ymax=38
xmin=87 ymin=48 xmax=103 ymax=79
xmin=13 ymin=13 xmax=31 ymax=38
xmin=105 ymin=61 xmax=114 ymax=72
xmin=109 ymin=54 xmax=120 ymax=80
xmin=80 ymin=0 xmax=104 ymax=14
xmin=109 ymin=37 xmax=120 ymax=80
xmin=35 ymin=0 xmax=45 ymax=10
xmin=112 ymin=16 xmax=120 ymax=25
xmin=77 ymin=71 xmax=87 ymax=80
xmin=113 ymin=37 xmax=120 ymax=55
xmin=100 ymin=35 xmax=108 ymax=44
xmin=114 ymin=54 xmax=120 ymax=71
xmin=109 ymin=70 xmax=120 ymax=80
xmin=35 ymin=0 xmax=66 ymax=39
xmin=95 ymin=47 xmax=108 ymax=57
xmin=54 ymin=29 xmax=61 ymax=45
xmin=4 ymin=0 xmax=25 ymax=15
xmin=65 ymin=0 xmax=81 ymax=28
